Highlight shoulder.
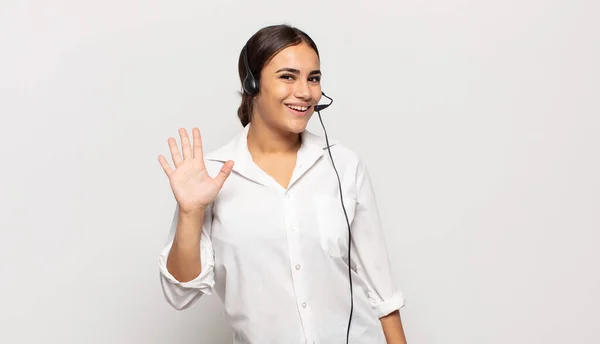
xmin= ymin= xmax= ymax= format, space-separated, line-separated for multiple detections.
xmin=306 ymin=129 xmax=369 ymax=187
xmin=328 ymin=141 xmax=362 ymax=164
xmin=303 ymin=128 xmax=364 ymax=165
xmin=329 ymin=141 xmax=370 ymax=184
xmin=203 ymin=149 xmax=232 ymax=177
xmin=201 ymin=130 xmax=241 ymax=176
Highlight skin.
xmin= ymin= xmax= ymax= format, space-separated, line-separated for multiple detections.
xmin=245 ymin=42 xmax=408 ymax=343
xmin=245 ymin=42 xmax=322 ymax=189
xmin=159 ymin=127 xmax=234 ymax=283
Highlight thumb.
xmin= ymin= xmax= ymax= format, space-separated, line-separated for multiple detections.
xmin=213 ymin=160 xmax=234 ymax=188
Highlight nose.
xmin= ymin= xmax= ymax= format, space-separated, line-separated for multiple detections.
xmin=294 ymin=79 xmax=311 ymax=100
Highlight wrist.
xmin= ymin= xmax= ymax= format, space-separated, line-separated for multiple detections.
xmin=179 ymin=206 xmax=205 ymax=217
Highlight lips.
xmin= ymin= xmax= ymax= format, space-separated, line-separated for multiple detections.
xmin=285 ymin=104 xmax=310 ymax=111
xmin=285 ymin=103 xmax=312 ymax=117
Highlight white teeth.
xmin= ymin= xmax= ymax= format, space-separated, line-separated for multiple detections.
xmin=286 ymin=105 xmax=308 ymax=111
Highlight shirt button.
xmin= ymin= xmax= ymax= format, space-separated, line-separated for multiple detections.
xmin=295 ymin=264 xmax=301 ymax=270
xmin=301 ymin=302 xmax=307 ymax=308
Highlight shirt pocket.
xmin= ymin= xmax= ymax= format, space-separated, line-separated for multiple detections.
xmin=314 ymin=195 xmax=357 ymax=258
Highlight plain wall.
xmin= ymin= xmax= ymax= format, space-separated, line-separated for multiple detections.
xmin=0 ymin=0 xmax=598 ymax=343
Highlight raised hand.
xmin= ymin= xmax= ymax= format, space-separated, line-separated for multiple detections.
xmin=158 ymin=128 xmax=234 ymax=214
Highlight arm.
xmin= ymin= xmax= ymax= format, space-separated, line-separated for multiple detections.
xmin=167 ymin=207 xmax=205 ymax=282
xmin=157 ymin=128 xmax=233 ymax=310
xmin=349 ymin=158 xmax=407 ymax=341
xmin=158 ymin=204 xmax=216 ymax=310
xmin=380 ymin=310 xmax=407 ymax=344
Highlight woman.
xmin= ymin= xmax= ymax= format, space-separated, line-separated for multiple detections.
xmin=157 ymin=24 xmax=407 ymax=343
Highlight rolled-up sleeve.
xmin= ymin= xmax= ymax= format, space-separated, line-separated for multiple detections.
xmin=350 ymin=159 xmax=405 ymax=318
xmin=158 ymin=203 xmax=216 ymax=310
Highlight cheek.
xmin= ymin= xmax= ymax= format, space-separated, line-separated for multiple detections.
xmin=255 ymin=87 xmax=288 ymax=117
xmin=271 ymin=83 xmax=293 ymax=100
xmin=312 ymin=86 xmax=322 ymax=101
xmin=264 ymin=86 xmax=292 ymax=110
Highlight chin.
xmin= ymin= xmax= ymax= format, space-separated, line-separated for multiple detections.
xmin=284 ymin=116 xmax=311 ymax=133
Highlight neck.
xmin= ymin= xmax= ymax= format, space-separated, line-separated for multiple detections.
xmin=247 ymin=118 xmax=301 ymax=156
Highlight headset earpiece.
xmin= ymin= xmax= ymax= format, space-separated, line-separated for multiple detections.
xmin=242 ymin=44 xmax=259 ymax=96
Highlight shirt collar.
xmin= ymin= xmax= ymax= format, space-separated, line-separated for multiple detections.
xmin=205 ymin=122 xmax=339 ymax=164
xmin=205 ymin=122 xmax=340 ymax=188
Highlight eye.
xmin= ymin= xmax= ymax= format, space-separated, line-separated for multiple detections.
xmin=279 ymin=73 xmax=321 ymax=83
xmin=280 ymin=73 xmax=295 ymax=80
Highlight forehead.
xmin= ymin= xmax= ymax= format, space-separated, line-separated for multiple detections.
xmin=264 ymin=42 xmax=320 ymax=71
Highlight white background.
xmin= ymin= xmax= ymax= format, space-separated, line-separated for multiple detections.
xmin=1 ymin=1 xmax=598 ymax=343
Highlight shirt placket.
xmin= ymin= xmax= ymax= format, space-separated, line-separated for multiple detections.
xmin=283 ymin=191 xmax=315 ymax=343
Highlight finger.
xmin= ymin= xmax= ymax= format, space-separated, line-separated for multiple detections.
xmin=192 ymin=128 xmax=205 ymax=161
xmin=179 ymin=128 xmax=192 ymax=160
xmin=158 ymin=155 xmax=174 ymax=177
xmin=168 ymin=137 xmax=183 ymax=167
xmin=213 ymin=160 xmax=234 ymax=188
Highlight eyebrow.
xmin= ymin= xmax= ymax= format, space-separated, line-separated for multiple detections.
xmin=275 ymin=67 xmax=321 ymax=76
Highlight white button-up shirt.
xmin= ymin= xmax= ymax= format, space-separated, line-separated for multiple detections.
xmin=158 ymin=123 xmax=405 ymax=343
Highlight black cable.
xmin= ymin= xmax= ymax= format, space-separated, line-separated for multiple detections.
xmin=316 ymin=110 xmax=354 ymax=344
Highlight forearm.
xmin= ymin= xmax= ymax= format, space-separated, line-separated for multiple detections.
xmin=380 ymin=310 xmax=407 ymax=344
xmin=166 ymin=209 xmax=205 ymax=282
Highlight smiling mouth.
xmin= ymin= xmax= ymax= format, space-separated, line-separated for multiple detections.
xmin=285 ymin=104 xmax=311 ymax=114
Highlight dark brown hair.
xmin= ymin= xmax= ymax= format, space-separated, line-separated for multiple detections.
xmin=237 ymin=24 xmax=320 ymax=127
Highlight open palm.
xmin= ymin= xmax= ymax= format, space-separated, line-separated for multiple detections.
xmin=158 ymin=128 xmax=234 ymax=213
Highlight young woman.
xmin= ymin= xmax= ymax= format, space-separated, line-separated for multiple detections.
xmin=157 ymin=24 xmax=407 ymax=344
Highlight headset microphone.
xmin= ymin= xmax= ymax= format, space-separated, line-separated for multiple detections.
xmin=314 ymin=92 xmax=333 ymax=112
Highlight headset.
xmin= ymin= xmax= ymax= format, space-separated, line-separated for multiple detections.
xmin=242 ymin=43 xmax=355 ymax=344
